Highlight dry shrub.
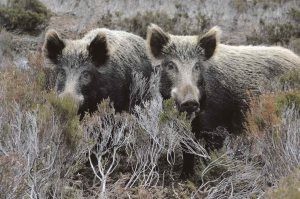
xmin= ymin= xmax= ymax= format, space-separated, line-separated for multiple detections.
xmin=0 ymin=67 xmax=42 ymax=108
xmin=28 ymin=51 xmax=57 ymax=90
xmin=246 ymin=69 xmax=300 ymax=137
xmin=245 ymin=93 xmax=281 ymax=137
xmin=248 ymin=22 xmax=300 ymax=46
xmin=0 ymin=99 xmax=87 ymax=198
xmin=195 ymin=70 xmax=300 ymax=198
xmin=79 ymin=83 xmax=208 ymax=198
xmin=0 ymin=51 xmax=54 ymax=111
xmin=0 ymin=30 xmax=15 ymax=69
xmin=0 ymin=58 xmax=88 ymax=198
xmin=1 ymin=44 xmax=299 ymax=198
xmin=265 ymin=168 xmax=300 ymax=199
xmin=0 ymin=62 xmax=208 ymax=198
xmin=232 ymin=0 xmax=248 ymax=13
xmin=195 ymin=103 xmax=299 ymax=198
xmin=0 ymin=154 xmax=27 ymax=199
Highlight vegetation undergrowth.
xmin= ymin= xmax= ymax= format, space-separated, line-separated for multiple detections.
xmin=0 ymin=0 xmax=51 ymax=34
xmin=0 ymin=38 xmax=299 ymax=199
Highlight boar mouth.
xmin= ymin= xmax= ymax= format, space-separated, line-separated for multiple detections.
xmin=175 ymin=100 xmax=201 ymax=119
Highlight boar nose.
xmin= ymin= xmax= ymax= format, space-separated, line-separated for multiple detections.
xmin=180 ymin=100 xmax=199 ymax=113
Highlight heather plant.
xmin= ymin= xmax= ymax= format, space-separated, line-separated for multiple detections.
xmin=0 ymin=0 xmax=299 ymax=197
xmin=78 ymin=71 xmax=209 ymax=197
xmin=0 ymin=61 xmax=209 ymax=198
xmin=0 ymin=33 xmax=299 ymax=198
xmin=0 ymin=55 xmax=88 ymax=198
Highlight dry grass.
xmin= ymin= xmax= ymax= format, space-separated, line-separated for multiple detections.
xmin=265 ymin=168 xmax=300 ymax=199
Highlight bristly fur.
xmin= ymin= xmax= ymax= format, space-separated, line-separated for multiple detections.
xmin=44 ymin=28 xmax=153 ymax=118
xmin=146 ymin=24 xmax=300 ymax=178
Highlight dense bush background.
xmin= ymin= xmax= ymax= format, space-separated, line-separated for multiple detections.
xmin=0 ymin=0 xmax=50 ymax=33
xmin=0 ymin=0 xmax=299 ymax=198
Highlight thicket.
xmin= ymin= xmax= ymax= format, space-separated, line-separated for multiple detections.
xmin=0 ymin=46 xmax=299 ymax=198
xmin=96 ymin=7 xmax=210 ymax=38
xmin=0 ymin=0 xmax=50 ymax=33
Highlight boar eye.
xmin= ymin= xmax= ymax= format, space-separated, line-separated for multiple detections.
xmin=80 ymin=71 xmax=91 ymax=83
xmin=194 ymin=62 xmax=202 ymax=71
xmin=164 ymin=61 xmax=176 ymax=71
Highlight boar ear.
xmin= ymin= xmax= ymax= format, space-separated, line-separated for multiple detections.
xmin=43 ymin=29 xmax=65 ymax=63
xmin=198 ymin=26 xmax=221 ymax=60
xmin=147 ymin=24 xmax=170 ymax=59
xmin=88 ymin=33 xmax=109 ymax=67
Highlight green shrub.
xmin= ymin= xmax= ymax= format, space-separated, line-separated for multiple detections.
xmin=196 ymin=148 xmax=229 ymax=183
xmin=48 ymin=95 xmax=82 ymax=150
xmin=0 ymin=0 xmax=50 ymax=34
xmin=159 ymin=99 xmax=190 ymax=128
